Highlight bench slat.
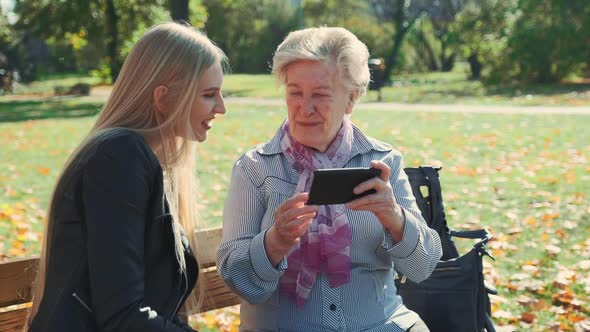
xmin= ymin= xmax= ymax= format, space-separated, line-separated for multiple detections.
xmin=0 ymin=257 xmax=38 ymax=307
xmin=200 ymin=268 xmax=241 ymax=313
xmin=0 ymin=307 xmax=28 ymax=332
xmin=194 ymin=227 xmax=223 ymax=268
xmin=0 ymin=269 xmax=239 ymax=329
xmin=0 ymin=226 xmax=240 ymax=328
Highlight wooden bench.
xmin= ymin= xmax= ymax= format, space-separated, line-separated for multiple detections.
xmin=0 ymin=227 xmax=239 ymax=332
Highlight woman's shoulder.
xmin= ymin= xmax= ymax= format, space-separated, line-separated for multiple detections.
xmin=93 ymin=129 xmax=157 ymax=163
xmin=351 ymin=125 xmax=396 ymax=154
xmin=365 ymin=136 xmax=394 ymax=152
xmin=93 ymin=128 xmax=150 ymax=151
xmin=236 ymin=139 xmax=281 ymax=163
xmin=231 ymin=140 xmax=288 ymax=184
xmin=78 ymin=128 xmax=160 ymax=177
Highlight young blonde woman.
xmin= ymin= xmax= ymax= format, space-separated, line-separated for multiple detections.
xmin=27 ymin=22 xmax=227 ymax=332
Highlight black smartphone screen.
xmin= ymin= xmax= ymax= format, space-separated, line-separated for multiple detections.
xmin=307 ymin=167 xmax=382 ymax=205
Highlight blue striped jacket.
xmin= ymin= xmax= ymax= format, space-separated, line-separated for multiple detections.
xmin=217 ymin=125 xmax=442 ymax=332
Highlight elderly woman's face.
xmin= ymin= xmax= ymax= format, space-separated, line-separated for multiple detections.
xmin=285 ymin=60 xmax=355 ymax=152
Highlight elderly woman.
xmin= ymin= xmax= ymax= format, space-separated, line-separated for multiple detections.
xmin=217 ymin=27 xmax=442 ymax=332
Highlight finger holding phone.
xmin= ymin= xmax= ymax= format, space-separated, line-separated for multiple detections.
xmin=346 ymin=160 xmax=405 ymax=242
xmin=264 ymin=193 xmax=319 ymax=266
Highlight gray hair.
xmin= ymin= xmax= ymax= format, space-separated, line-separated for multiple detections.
xmin=272 ymin=27 xmax=371 ymax=96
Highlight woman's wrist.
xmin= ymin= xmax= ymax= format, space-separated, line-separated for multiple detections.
xmin=264 ymin=226 xmax=291 ymax=266
xmin=384 ymin=206 xmax=406 ymax=242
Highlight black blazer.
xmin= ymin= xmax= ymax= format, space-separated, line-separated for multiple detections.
xmin=29 ymin=130 xmax=198 ymax=332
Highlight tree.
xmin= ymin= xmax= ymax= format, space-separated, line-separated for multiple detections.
xmin=303 ymin=0 xmax=394 ymax=61
xmin=0 ymin=3 xmax=39 ymax=85
xmin=0 ymin=8 xmax=15 ymax=93
xmin=368 ymin=0 xmax=432 ymax=82
xmin=203 ymin=0 xmax=297 ymax=73
xmin=15 ymin=0 xmax=168 ymax=82
xmin=410 ymin=13 xmax=462 ymax=73
xmin=169 ymin=0 xmax=189 ymax=23
xmin=508 ymin=0 xmax=590 ymax=83
xmin=425 ymin=0 xmax=468 ymax=72
xmin=455 ymin=0 xmax=590 ymax=83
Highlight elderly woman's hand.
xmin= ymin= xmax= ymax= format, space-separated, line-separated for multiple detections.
xmin=264 ymin=193 xmax=318 ymax=266
xmin=345 ymin=160 xmax=405 ymax=242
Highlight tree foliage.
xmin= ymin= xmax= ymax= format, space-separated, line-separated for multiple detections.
xmin=455 ymin=0 xmax=590 ymax=83
xmin=15 ymin=0 xmax=207 ymax=79
xmin=13 ymin=0 xmax=186 ymax=81
xmin=203 ymin=0 xmax=298 ymax=73
xmin=508 ymin=0 xmax=590 ymax=83
xmin=2 ymin=0 xmax=590 ymax=84
xmin=303 ymin=0 xmax=394 ymax=61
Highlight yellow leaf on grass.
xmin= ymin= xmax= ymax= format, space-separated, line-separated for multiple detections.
xmin=9 ymin=247 xmax=25 ymax=256
xmin=542 ymin=213 xmax=559 ymax=221
xmin=555 ymin=229 xmax=568 ymax=240
xmin=12 ymin=240 xmax=23 ymax=249
xmin=37 ymin=167 xmax=50 ymax=175
xmin=524 ymin=216 xmax=538 ymax=226
xmin=3 ymin=207 xmax=15 ymax=216
xmin=204 ymin=313 xmax=218 ymax=327
xmin=229 ymin=324 xmax=240 ymax=332
xmin=564 ymin=170 xmax=576 ymax=184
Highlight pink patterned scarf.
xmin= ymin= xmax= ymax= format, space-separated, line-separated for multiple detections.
xmin=278 ymin=118 xmax=353 ymax=307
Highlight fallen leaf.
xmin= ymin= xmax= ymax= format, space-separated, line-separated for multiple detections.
xmin=546 ymin=244 xmax=561 ymax=256
xmin=573 ymin=320 xmax=590 ymax=332
xmin=520 ymin=312 xmax=536 ymax=323
xmin=37 ymin=167 xmax=50 ymax=175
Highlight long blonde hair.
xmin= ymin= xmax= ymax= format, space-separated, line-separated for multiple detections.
xmin=27 ymin=22 xmax=226 ymax=326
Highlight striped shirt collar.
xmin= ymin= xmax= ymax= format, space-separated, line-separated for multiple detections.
xmin=256 ymin=123 xmax=392 ymax=160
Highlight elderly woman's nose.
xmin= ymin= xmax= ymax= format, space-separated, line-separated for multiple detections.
xmin=302 ymin=97 xmax=314 ymax=115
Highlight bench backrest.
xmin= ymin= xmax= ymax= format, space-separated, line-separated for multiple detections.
xmin=0 ymin=227 xmax=239 ymax=332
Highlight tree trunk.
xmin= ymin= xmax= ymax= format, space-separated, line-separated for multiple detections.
xmin=383 ymin=3 xmax=416 ymax=84
xmin=467 ymin=53 xmax=482 ymax=80
xmin=416 ymin=29 xmax=438 ymax=71
xmin=169 ymin=0 xmax=189 ymax=23
xmin=437 ymin=37 xmax=455 ymax=72
xmin=105 ymin=0 xmax=120 ymax=82
xmin=441 ymin=53 xmax=456 ymax=72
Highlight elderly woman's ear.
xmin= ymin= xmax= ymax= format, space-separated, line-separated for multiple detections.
xmin=346 ymin=91 xmax=359 ymax=114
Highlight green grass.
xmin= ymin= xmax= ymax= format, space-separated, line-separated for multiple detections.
xmin=379 ymin=68 xmax=590 ymax=106
xmin=0 ymin=98 xmax=103 ymax=122
xmin=12 ymin=73 xmax=102 ymax=96
xmin=7 ymin=67 xmax=590 ymax=106
xmin=1 ymin=66 xmax=589 ymax=329
xmin=0 ymin=102 xmax=588 ymax=330
xmin=222 ymin=74 xmax=282 ymax=98
xmin=219 ymin=65 xmax=590 ymax=106
xmin=220 ymin=69 xmax=590 ymax=106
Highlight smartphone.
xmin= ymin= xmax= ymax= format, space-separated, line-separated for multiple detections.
xmin=307 ymin=167 xmax=382 ymax=205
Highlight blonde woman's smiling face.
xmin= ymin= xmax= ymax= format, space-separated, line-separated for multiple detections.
xmin=190 ymin=62 xmax=226 ymax=142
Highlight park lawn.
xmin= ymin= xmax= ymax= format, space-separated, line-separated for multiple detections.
xmin=214 ymin=70 xmax=590 ymax=106
xmin=11 ymin=73 xmax=103 ymax=96
xmin=377 ymin=68 xmax=590 ymax=106
xmin=0 ymin=104 xmax=588 ymax=331
xmin=7 ymin=66 xmax=590 ymax=106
